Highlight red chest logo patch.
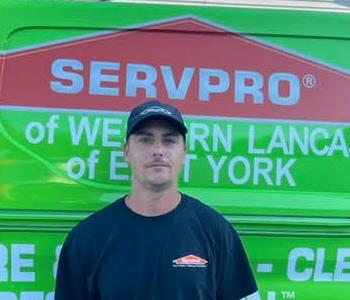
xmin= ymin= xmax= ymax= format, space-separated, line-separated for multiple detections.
xmin=173 ymin=254 xmax=208 ymax=268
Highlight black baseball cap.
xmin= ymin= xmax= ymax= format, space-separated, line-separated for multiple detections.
xmin=126 ymin=100 xmax=187 ymax=139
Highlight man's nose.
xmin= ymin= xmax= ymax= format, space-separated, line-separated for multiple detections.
xmin=152 ymin=140 xmax=164 ymax=157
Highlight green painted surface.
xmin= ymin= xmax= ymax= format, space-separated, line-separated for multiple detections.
xmin=1 ymin=0 xmax=350 ymax=299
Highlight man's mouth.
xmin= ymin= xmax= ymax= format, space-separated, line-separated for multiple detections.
xmin=146 ymin=162 xmax=170 ymax=168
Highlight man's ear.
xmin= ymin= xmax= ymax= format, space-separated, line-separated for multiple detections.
xmin=182 ymin=145 xmax=187 ymax=164
xmin=124 ymin=141 xmax=129 ymax=163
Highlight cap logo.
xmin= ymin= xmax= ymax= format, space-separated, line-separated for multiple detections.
xmin=140 ymin=106 xmax=172 ymax=116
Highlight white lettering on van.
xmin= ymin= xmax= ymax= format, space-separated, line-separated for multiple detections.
xmin=51 ymin=59 xmax=83 ymax=94
xmin=50 ymin=59 xmax=301 ymax=105
xmin=109 ymin=151 xmax=129 ymax=181
xmin=160 ymin=65 xmax=195 ymax=99
xmin=183 ymin=154 xmax=198 ymax=183
xmin=24 ymin=115 xmax=60 ymax=145
xmin=249 ymin=125 xmax=349 ymax=157
xmin=188 ymin=123 xmax=233 ymax=153
xmin=66 ymin=150 xmax=100 ymax=180
xmin=0 ymin=291 xmax=54 ymax=300
xmin=0 ymin=244 xmax=35 ymax=282
xmin=68 ymin=116 xmax=122 ymax=147
xmin=89 ymin=61 xmax=120 ymax=96
xmin=287 ymin=247 xmax=350 ymax=282
xmin=0 ymin=244 xmax=9 ymax=281
xmin=207 ymin=155 xmax=227 ymax=184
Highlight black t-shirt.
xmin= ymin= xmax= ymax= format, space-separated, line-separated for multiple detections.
xmin=55 ymin=194 xmax=258 ymax=300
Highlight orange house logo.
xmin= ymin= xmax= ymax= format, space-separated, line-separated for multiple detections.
xmin=1 ymin=16 xmax=349 ymax=122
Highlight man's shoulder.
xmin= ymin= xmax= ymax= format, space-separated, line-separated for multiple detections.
xmin=72 ymin=196 xmax=125 ymax=235
xmin=183 ymin=194 xmax=233 ymax=231
xmin=184 ymin=194 xmax=225 ymax=218
xmin=183 ymin=194 xmax=242 ymax=252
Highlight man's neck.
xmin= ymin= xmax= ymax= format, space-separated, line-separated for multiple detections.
xmin=126 ymin=186 xmax=181 ymax=217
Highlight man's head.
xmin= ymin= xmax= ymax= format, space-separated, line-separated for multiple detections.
xmin=124 ymin=101 xmax=187 ymax=192
xmin=126 ymin=100 xmax=187 ymax=141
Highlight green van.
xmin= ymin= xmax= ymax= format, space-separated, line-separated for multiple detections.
xmin=1 ymin=0 xmax=350 ymax=299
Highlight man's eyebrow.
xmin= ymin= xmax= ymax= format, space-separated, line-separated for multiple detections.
xmin=133 ymin=130 xmax=153 ymax=136
xmin=133 ymin=130 xmax=180 ymax=137
xmin=162 ymin=132 xmax=180 ymax=137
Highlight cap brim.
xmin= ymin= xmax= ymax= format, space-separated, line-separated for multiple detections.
xmin=127 ymin=113 xmax=187 ymax=138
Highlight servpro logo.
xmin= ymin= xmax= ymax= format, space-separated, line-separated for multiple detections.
xmin=1 ymin=16 xmax=350 ymax=122
xmin=173 ymin=254 xmax=208 ymax=268
xmin=50 ymin=59 xmax=301 ymax=106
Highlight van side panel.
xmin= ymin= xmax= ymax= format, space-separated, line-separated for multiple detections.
xmin=1 ymin=1 xmax=350 ymax=299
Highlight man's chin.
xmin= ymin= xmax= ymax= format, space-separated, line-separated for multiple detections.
xmin=147 ymin=178 xmax=173 ymax=191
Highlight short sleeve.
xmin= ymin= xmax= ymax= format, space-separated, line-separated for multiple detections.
xmin=54 ymin=229 xmax=92 ymax=300
xmin=216 ymin=225 xmax=258 ymax=300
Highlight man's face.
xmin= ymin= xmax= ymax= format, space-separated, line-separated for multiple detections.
xmin=124 ymin=119 xmax=186 ymax=192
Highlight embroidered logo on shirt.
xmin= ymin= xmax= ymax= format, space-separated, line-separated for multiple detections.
xmin=172 ymin=254 xmax=208 ymax=268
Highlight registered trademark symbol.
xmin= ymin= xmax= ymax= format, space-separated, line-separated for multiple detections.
xmin=303 ymin=74 xmax=316 ymax=88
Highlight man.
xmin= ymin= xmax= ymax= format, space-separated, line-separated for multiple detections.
xmin=55 ymin=100 xmax=259 ymax=300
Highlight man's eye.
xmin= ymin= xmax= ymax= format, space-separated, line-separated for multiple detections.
xmin=139 ymin=137 xmax=152 ymax=143
xmin=164 ymin=138 xmax=176 ymax=144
